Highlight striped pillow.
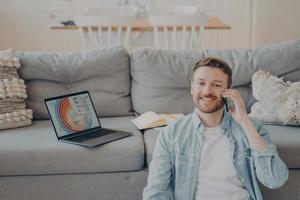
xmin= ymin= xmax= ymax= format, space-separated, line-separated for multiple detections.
xmin=0 ymin=49 xmax=33 ymax=130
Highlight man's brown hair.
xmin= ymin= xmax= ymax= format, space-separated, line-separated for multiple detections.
xmin=193 ymin=57 xmax=232 ymax=88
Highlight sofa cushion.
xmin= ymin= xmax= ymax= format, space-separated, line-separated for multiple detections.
xmin=263 ymin=125 xmax=300 ymax=169
xmin=130 ymin=39 xmax=300 ymax=114
xmin=144 ymin=125 xmax=300 ymax=169
xmin=0 ymin=116 xmax=144 ymax=176
xmin=17 ymin=46 xmax=132 ymax=120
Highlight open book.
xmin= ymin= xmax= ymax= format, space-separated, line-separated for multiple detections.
xmin=131 ymin=111 xmax=184 ymax=130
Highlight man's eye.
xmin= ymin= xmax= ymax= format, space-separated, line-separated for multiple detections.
xmin=215 ymin=84 xmax=222 ymax=87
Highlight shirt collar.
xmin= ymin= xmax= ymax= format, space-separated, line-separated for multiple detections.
xmin=192 ymin=106 xmax=231 ymax=134
xmin=192 ymin=108 xmax=202 ymax=129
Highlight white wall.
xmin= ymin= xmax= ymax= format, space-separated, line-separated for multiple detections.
xmin=0 ymin=0 xmax=35 ymax=51
xmin=253 ymin=0 xmax=300 ymax=46
xmin=0 ymin=0 xmax=299 ymax=51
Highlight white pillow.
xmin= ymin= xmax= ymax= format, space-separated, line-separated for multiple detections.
xmin=0 ymin=49 xmax=33 ymax=130
xmin=249 ymin=70 xmax=300 ymax=125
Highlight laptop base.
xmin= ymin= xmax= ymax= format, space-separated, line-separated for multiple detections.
xmin=61 ymin=131 xmax=131 ymax=147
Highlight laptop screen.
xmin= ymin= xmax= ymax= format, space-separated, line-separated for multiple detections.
xmin=45 ymin=92 xmax=100 ymax=138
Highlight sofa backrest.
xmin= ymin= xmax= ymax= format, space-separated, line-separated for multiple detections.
xmin=130 ymin=39 xmax=300 ymax=114
xmin=18 ymin=46 xmax=132 ymax=120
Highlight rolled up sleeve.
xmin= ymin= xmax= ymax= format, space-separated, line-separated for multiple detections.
xmin=249 ymin=123 xmax=289 ymax=189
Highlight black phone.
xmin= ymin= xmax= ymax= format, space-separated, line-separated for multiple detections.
xmin=223 ymin=97 xmax=235 ymax=112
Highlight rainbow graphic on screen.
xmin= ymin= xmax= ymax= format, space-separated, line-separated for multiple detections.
xmin=54 ymin=97 xmax=93 ymax=134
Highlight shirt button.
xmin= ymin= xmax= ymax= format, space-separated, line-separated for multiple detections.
xmin=233 ymin=159 xmax=236 ymax=163
xmin=241 ymin=178 xmax=245 ymax=182
xmin=66 ymin=84 xmax=71 ymax=88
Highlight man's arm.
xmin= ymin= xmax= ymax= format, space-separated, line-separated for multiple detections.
xmin=143 ymin=127 xmax=173 ymax=200
xmin=223 ymin=89 xmax=289 ymax=189
xmin=240 ymin=118 xmax=268 ymax=151
xmin=243 ymin=120 xmax=289 ymax=189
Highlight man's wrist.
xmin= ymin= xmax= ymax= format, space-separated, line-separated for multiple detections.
xmin=239 ymin=116 xmax=268 ymax=152
xmin=240 ymin=116 xmax=252 ymax=128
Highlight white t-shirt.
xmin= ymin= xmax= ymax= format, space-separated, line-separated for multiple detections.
xmin=194 ymin=126 xmax=250 ymax=200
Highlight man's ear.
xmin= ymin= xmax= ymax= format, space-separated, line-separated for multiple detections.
xmin=227 ymin=78 xmax=231 ymax=89
xmin=190 ymin=81 xmax=194 ymax=95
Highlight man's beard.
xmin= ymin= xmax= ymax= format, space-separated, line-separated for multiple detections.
xmin=196 ymin=94 xmax=224 ymax=113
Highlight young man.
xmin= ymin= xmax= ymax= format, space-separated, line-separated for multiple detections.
xmin=143 ymin=57 xmax=288 ymax=200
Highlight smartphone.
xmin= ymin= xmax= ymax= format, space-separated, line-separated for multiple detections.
xmin=223 ymin=97 xmax=235 ymax=112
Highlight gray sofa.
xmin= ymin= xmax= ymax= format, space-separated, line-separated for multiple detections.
xmin=0 ymin=39 xmax=299 ymax=200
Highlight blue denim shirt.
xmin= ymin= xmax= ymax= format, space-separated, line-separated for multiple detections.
xmin=143 ymin=109 xmax=288 ymax=200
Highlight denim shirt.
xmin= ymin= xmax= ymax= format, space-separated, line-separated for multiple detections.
xmin=143 ymin=109 xmax=289 ymax=200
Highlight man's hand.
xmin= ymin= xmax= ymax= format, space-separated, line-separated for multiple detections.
xmin=222 ymin=89 xmax=249 ymax=124
xmin=223 ymin=89 xmax=268 ymax=152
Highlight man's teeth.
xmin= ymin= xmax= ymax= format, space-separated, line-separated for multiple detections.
xmin=201 ymin=98 xmax=214 ymax=102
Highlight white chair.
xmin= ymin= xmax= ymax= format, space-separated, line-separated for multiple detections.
xmin=149 ymin=5 xmax=208 ymax=51
xmin=73 ymin=5 xmax=138 ymax=50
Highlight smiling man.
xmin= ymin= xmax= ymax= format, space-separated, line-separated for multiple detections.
xmin=143 ymin=57 xmax=288 ymax=200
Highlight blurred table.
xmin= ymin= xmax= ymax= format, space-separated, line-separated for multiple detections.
xmin=50 ymin=16 xmax=230 ymax=32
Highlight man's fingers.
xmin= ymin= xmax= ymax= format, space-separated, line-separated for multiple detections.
xmin=223 ymin=89 xmax=243 ymax=102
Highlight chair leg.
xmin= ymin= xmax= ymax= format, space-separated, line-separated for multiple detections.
xmin=92 ymin=30 xmax=99 ymax=48
xmin=181 ymin=26 xmax=187 ymax=50
xmin=197 ymin=26 xmax=205 ymax=50
xmin=97 ymin=26 xmax=103 ymax=47
xmin=116 ymin=27 xmax=122 ymax=45
xmin=163 ymin=26 xmax=169 ymax=49
xmin=188 ymin=26 xmax=196 ymax=50
xmin=124 ymin=27 xmax=131 ymax=49
xmin=153 ymin=26 xmax=159 ymax=48
xmin=108 ymin=27 xmax=113 ymax=46
xmin=79 ymin=27 xmax=88 ymax=49
xmin=172 ymin=26 xmax=176 ymax=50
xmin=89 ymin=26 xmax=99 ymax=48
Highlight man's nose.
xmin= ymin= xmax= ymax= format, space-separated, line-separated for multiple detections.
xmin=203 ymin=85 xmax=213 ymax=94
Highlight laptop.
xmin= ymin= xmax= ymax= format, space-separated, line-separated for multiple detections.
xmin=44 ymin=91 xmax=132 ymax=147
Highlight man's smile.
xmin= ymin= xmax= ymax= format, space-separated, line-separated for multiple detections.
xmin=200 ymin=96 xmax=217 ymax=104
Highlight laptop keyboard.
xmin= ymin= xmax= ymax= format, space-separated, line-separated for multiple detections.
xmin=70 ymin=129 xmax=114 ymax=142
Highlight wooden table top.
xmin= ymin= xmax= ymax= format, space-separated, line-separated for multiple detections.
xmin=50 ymin=16 xmax=230 ymax=31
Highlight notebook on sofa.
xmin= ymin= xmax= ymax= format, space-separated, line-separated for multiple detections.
xmin=131 ymin=111 xmax=184 ymax=130
xmin=44 ymin=91 xmax=131 ymax=147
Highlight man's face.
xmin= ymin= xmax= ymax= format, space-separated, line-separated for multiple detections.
xmin=191 ymin=67 xmax=229 ymax=113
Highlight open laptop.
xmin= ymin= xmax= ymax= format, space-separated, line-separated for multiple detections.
xmin=44 ymin=91 xmax=132 ymax=147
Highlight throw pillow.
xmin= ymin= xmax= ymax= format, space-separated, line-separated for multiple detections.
xmin=0 ymin=49 xmax=33 ymax=130
xmin=249 ymin=69 xmax=300 ymax=126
